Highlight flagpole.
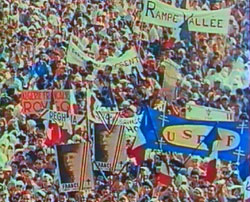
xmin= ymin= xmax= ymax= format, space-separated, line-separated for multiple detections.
xmin=176 ymin=123 xmax=218 ymax=173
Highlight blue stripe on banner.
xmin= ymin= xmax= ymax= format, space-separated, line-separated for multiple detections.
xmin=140 ymin=107 xmax=250 ymax=163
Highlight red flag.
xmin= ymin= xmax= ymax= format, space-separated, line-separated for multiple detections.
xmin=155 ymin=162 xmax=173 ymax=186
xmin=44 ymin=123 xmax=69 ymax=146
xmin=204 ymin=159 xmax=217 ymax=183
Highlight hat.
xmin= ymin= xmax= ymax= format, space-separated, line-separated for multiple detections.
xmin=214 ymin=78 xmax=222 ymax=83
xmin=203 ymin=79 xmax=210 ymax=85
xmin=193 ymin=187 xmax=204 ymax=197
xmin=142 ymin=180 xmax=153 ymax=189
xmin=214 ymin=95 xmax=221 ymax=102
xmin=221 ymin=95 xmax=228 ymax=101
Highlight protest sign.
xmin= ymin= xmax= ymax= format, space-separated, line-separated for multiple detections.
xmin=140 ymin=107 xmax=249 ymax=162
xmin=105 ymin=48 xmax=143 ymax=74
xmin=160 ymin=59 xmax=181 ymax=102
xmin=93 ymin=124 xmax=127 ymax=172
xmin=21 ymin=90 xmax=76 ymax=115
xmin=55 ymin=143 xmax=94 ymax=192
xmin=140 ymin=0 xmax=231 ymax=34
xmin=41 ymin=109 xmax=86 ymax=136
xmin=185 ymin=104 xmax=234 ymax=121
xmin=67 ymin=36 xmax=142 ymax=74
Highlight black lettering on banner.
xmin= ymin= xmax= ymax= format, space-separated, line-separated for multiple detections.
xmin=217 ymin=19 xmax=223 ymax=28
xmin=210 ymin=19 xmax=216 ymax=27
xmin=146 ymin=0 xmax=156 ymax=17
xmin=202 ymin=19 xmax=209 ymax=27
xmin=167 ymin=13 xmax=173 ymax=21
xmin=246 ymin=181 xmax=250 ymax=191
xmin=126 ymin=126 xmax=134 ymax=133
xmin=189 ymin=17 xmax=195 ymax=25
xmin=173 ymin=15 xmax=178 ymax=23
xmin=195 ymin=18 xmax=201 ymax=26
xmin=49 ymin=111 xmax=54 ymax=120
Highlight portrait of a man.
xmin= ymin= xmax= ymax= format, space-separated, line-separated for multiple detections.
xmin=56 ymin=144 xmax=83 ymax=185
xmin=94 ymin=124 xmax=127 ymax=171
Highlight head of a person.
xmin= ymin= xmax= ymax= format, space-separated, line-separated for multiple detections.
xmin=58 ymin=192 xmax=68 ymax=202
xmin=207 ymin=185 xmax=216 ymax=199
xmin=19 ymin=191 xmax=33 ymax=202
xmin=62 ymin=150 xmax=78 ymax=173
xmin=119 ymin=195 xmax=129 ymax=202
xmin=95 ymin=125 xmax=113 ymax=155
xmin=126 ymin=189 xmax=138 ymax=202
xmin=45 ymin=192 xmax=56 ymax=202
xmin=142 ymin=180 xmax=153 ymax=195
xmin=193 ymin=188 xmax=205 ymax=202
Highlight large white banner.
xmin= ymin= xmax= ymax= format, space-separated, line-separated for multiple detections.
xmin=160 ymin=59 xmax=181 ymax=102
xmin=66 ymin=36 xmax=142 ymax=73
xmin=140 ymin=0 xmax=231 ymax=34
xmin=185 ymin=104 xmax=234 ymax=122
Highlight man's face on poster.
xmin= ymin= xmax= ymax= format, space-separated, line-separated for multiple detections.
xmin=63 ymin=152 xmax=78 ymax=173
xmin=98 ymin=130 xmax=112 ymax=151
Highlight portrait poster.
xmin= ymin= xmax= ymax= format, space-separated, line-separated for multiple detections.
xmin=93 ymin=123 xmax=127 ymax=172
xmin=55 ymin=143 xmax=94 ymax=192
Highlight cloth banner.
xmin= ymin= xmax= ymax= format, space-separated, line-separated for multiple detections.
xmin=140 ymin=107 xmax=249 ymax=162
xmin=185 ymin=104 xmax=234 ymax=122
xmin=41 ymin=109 xmax=87 ymax=135
xmin=140 ymin=0 xmax=231 ymax=34
xmin=160 ymin=59 xmax=181 ymax=102
xmin=21 ymin=90 xmax=76 ymax=114
xmin=55 ymin=143 xmax=94 ymax=192
xmin=93 ymin=123 xmax=127 ymax=172
xmin=67 ymin=36 xmax=142 ymax=74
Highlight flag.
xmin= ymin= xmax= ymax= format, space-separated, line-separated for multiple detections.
xmin=179 ymin=14 xmax=193 ymax=41
xmin=239 ymin=156 xmax=250 ymax=181
xmin=69 ymin=90 xmax=77 ymax=114
xmin=44 ymin=91 xmax=68 ymax=146
xmin=127 ymin=126 xmax=146 ymax=165
xmin=127 ymin=106 xmax=160 ymax=165
xmin=204 ymin=139 xmax=220 ymax=183
xmin=44 ymin=122 xmax=64 ymax=146
xmin=155 ymin=161 xmax=173 ymax=186
xmin=204 ymin=159 xmax=217 ymax=183
xmin=202 ymin=125 xmax=221 ymax=155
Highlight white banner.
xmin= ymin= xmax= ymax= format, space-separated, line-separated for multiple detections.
xmin=160 ymin=59 xmax=181 ymax=102
xmin=185 ymin=104 xmax=234 ymax=122
xmin=140 ymin=0 xmax=231 ymax=34
xmin=67 ymin=36 xmax=142 ymax=73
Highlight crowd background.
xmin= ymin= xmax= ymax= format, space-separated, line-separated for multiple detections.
xmin=0 ymin=0 xmax=249 ymax=201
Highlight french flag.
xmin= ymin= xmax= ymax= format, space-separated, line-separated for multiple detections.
xmin=155 ymin=161 xmax=174 ymax=186
xmin=127 ymin=126 xmax=146 ymax=165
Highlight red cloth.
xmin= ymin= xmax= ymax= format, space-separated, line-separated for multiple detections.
xmin=205 ymin=159 xmax=217 ymax=183
xmin=44 ymin=123 xmax=69 ymax=146
xmin=127 ymin=145 xmax=145 ymax=165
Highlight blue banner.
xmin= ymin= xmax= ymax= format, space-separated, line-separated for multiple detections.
xmin=140 ymin=107 xmax=250 ymax=163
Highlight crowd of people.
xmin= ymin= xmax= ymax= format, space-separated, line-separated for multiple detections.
xmin=0 ymin=0 xmax=249 ymax=201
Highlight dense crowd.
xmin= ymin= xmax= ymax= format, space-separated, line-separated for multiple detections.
xmin=0 ymin=0 xmax=249 ymax=201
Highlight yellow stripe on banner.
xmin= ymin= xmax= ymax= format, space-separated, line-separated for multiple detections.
xmin=80 ymin=143 xmax=88 ymax=190
xmin=112 ymin=126 xmax=124 ymax=172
